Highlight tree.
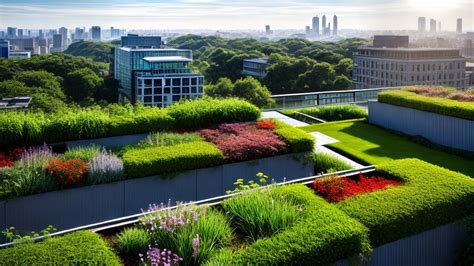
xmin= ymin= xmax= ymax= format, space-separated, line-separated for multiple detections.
xmin=14 ymin=70 xmax=65 ymax=100
xmin=233 ymin=77 xmax=275 ymax=108
xmin=64 ymin=68 xmax=103 ymax=102
xmin=293 ymin=62 xmax=336 ymax=92
xmin=205 ymin=77 xmax=233 ymax=98
xmin=333 ymin=75 xmax=352 ymax=90
xmin=335 ymin=58 xmax=353 ymax=78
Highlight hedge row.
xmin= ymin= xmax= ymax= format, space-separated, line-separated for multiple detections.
xmin=206 ymin=184 xmax=370 ymax=265
xmin=122 ymin=141 xmax=224 ymax=178
xmin=0 ymin=231 xmax=121 ymax=265
xmin=281 ymin=105 xmax=368 ymax=122
xmin=0 ymin=98 xmax=261 ymax=148
xmin=273 ymin=120 xmax=315 ymax=153
xmin=337 ymin=158 xmax=474 ymax=247
xmin=378 ymin=90 xmax=474 ymax=121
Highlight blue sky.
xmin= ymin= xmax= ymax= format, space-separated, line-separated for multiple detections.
xmin=1 ymin=0 xmax=472 ymax=31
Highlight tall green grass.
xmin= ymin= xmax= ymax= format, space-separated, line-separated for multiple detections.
xmin=61 ymin=145 xmax=102 ymax=161
xmin=139 ymin=132 xmax=202 ymax=148
xmin=313 ymin=153 xmax=353 ymax=174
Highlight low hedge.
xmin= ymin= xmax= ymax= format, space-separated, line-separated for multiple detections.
xmin=273 ymin=120 xmax=315 ymax=152
xmin=0 ymin=231 xmax=121 ymax=265
xmin=122 ymin=141 xmax=224 ymax=178
xmin=206 ymin=184 xmax=370 ymax=265
xmin=378 ymin=90 xmax=474 ymax=121
xmin=337 ymin=158 xmax=474 ymax=247
xmin=281 ymin=105 xmax=368 ymax=122
xmin=168 ymin=97 xmax=261 ymax=129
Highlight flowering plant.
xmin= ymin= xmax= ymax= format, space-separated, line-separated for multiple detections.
xmin=139 ymin=247 xmax=182 ymax=266
xmin=0 ymin=147 xmax=24 ymax=168
xmin=46 ymin=159 xmax=89 ymax=187
xmin=312 ymin=173 xmax=401 ymax=203
xmin=256 ymin=120 xmax=276 ymax=130
xmin=88 ymin=149 xmax=123 ymax=184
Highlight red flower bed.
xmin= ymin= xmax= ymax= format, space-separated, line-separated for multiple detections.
xmin=199 ymin=123 xmax=288 ymax=162
xmin=256 ymin=120 xmax=276 ymax=130
xmin=0 ymin=148 xmax=25 ymax=168
xmin=46 ymin=159 xmax=89 ymax=187
xmin=312 ymin=174 xmax=401 ymax=203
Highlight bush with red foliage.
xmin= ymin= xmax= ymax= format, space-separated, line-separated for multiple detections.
xmin=256 ymin=120 xmax=276 ymax=130
xmin=46 ymin=159 xmax=89 ymax=187
xmin=0 ymin=148 xmax=25 ymax=168
xmin=312 ymin=173 xmax=401 ymax=203
xmin=199 ymin=123 xmax=288 ymax=162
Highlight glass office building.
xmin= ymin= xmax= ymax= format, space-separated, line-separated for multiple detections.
xmin=0 ymin=41 xmax=9 ymax=58
xmin=243 ymin=58 xmax=269 ymax=79
xmin=114 ymin=36 xmax=204 ymax=107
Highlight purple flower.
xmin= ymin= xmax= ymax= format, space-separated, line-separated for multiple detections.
xmin=88 ymin=149 xmax=123 ymax=184
xmin=192 ymin=234 xmax=200 ymax=258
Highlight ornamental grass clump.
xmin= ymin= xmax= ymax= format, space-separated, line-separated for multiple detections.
xmin=139 ymin=202 xmax=232 ymax=265
xmin=139 ymin=132 xmax=202 ymax=148
xmin=116 ymin=227 xmax=150 ymax=259
xmin=88 ymin=149 xmax=123 ymax=184
xmin=62 ymin=145 xmax=102 ymax=161
xmin=313 ymin=153 xmax=353 ymax=174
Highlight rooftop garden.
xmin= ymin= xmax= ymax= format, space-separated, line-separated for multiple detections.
xmin=0 ymin=98 xmax=314 ymax=199
xmin=279 ymin=104 xmax=368 ymax=122
xmin=1 ymin=159 xmax=472 ymax=265
xmin=378 ymin=86 xmax=474 ymax=120
xmin=302 ymin=120 xmax=474 ymax=177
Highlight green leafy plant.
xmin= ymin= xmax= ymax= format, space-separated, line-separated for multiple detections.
xmin=61 ymin=145 xmax=102 ymax=161
xmin=116 ymin=227 xmax=150 ymax=259
xmin=273 ymin=120 xmax=314 ymax=152
xmin=226 ymin=172 xmax=271 ymax=194
xmin=313 ymin=153 xmax=353 ymax=174
xmin=139 ymin=132 xmax=202 ymax=147
xmin=2 ymin=225 xmax=57 ymax=244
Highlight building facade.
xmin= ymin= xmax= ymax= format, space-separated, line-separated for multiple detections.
xmin=115 ymin=35 xmax=204 ymax=107
xmin=457 ymin=18 xmax=463 ymax=34
xmin=243 ymin=58 xmax=269 ymax=79
xmin=312 ymin=16 xmax=319 ymax=35
xmin=91 ymin=26 xmax=101 ymax=41
xmin=418 ymin=17 xmax=426 ymax=32
xmin=0 ymin=41 xmax=9 ymax=58
xmin=353 ymin=46 xmax=467 ymax=90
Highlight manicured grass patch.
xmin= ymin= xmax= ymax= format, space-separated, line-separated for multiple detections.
xmin=337 ymin=159 xmax=474 ymax=247
xmin=302 ymin=120 xmax=474 ymax=177
xmin=207 ymin=184 xmax=370 ymax=265
xmin=378 ymin=89 xmax=474 ymax=120
xmin=122 ymin=141 xmax=224 ymax=178
xmin=0 ymin=231 xmax=121 ymax=265
xmin=168 ymin=97 xmax=260 ymax=129
xmin=313 ymin=152 xmax=353 ymax=174
xmin=280 ymin=104 xmax=368 ymax=122
xmin=274 ymin=120 xmax=314 ymax=153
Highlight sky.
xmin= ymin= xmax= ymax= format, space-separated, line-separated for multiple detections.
xmin=0 ymin=0 xmax=473 ymax=31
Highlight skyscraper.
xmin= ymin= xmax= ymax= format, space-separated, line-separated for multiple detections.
xmin=265 ymin=25 xmax=271 ymax=35
xmin=59 ymin=27 xmax=68 ymax=50
xmin=322 ymin=15 xmax=327 ymax=31
xmin=7 ymin=27 xmax=17 ymax=38
xmin=457 ymin=18 xmax=462 ymax=33
xmin=91 ymin=26 xmax=101 ymax=41
xmin=312 ymin=16 xmax=319 ymax=35
xmin=52 ymin=34 xmax=63 ymax=53
xmin=438 ymin=22 xmax=442 ymax=32
xmin=74 ymin=27 xmax=84 ymax=40
xmin=418 ymin=17 xmax=426 ymax=32
xmin=17 ymin=29 xmax=24 ymax=38
xmin=0 ymin=41 xmax=9 ymax=59
xmin=430 ymin=19 xmax=437 ymax=33
xmin=305 ymin=26 xmax=311 ymax=35
xmin=333 ymin=15 xmax=338 ymax=36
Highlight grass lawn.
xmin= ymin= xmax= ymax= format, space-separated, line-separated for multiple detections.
xmin=302 ymin=119 xmax=474 ymax=177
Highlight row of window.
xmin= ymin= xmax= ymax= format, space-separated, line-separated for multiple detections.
xmin=355 ymin=60 xmax=464 ymax=71
xmin=355 ymin=78 xmax=465 ymax=88
xmin=355 ymin=71 xmax=464 ymax=81
xmin=137 ymin=87 xmax=203 ymax=95
xmin=139 ymin=77 xmax=203 ymax=87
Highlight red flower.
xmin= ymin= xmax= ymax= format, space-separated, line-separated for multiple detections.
xmin=46 ymin=159 xmax=89 ymax=187
xmin=312 ymin=174 xmax=401 ymax=203
xmin=0 ymin=147 xmax=25 ymax=168
xmin=256 ymin=120 xmax=276 ymax=130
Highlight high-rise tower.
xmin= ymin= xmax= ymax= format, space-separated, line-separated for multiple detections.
xmin=457 ymin=18 xmax=462 ymax=33
xmin=418 ymin=17 xmax=426 ymax=32
xmin=312 ymin=16 xmax=320 ymax=35
xmin=333 ymin=15 xmax=338 ymax=36
xmin=322 ymin=15 xmax=327 ymax=31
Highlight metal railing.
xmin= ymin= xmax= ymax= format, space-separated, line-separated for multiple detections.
xmin=266 ymin=87 xmax=400 ymax=110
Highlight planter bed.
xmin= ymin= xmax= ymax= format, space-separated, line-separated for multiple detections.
xmin=1 ymin=159 xmax=471 ymax=265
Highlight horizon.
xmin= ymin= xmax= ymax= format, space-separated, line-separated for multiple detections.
xmin=1 ymin=0 xmax=473 ymax=32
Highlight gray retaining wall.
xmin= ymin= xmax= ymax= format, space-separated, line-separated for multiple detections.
xmin=368 ymin=101 xmax=474 ymax=152
xmin=0 ymin=152 xmax=312 ymax=240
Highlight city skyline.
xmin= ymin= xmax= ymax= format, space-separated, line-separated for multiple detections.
xmin=0 ymin=0 xmax=473 ymax=31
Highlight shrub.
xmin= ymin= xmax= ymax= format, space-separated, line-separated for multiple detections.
xmin=122 ymin=141 xmax=224 ymax=178
xmin=280 ymin=105 xmax=368 ymax=122
xmin=206 ymin=184 xmax=370 ymax=265
xmin=88 ymin=150 xmax=123 ymax=184
xmin=221 ymin=187 xmax=301 ymax=240
xmin=140 ymin=204 xmax=232 ymax=265
xmin=116 ymin=227 xmax=150 ymax=259
xmin=108 ymin=105 xmax=174 ymax=136
xmin=313 ymin=153 xmax=353 ymax=174
xmin=168 ymin=97 xmax=261 ymax=129
xmin=337 ymin=159 xmax=474 ymax=247
xmin=313 ymin=174 xmax=401 ymax=203
xmin=378 ymin=90 xmax=474 ymax=120
xmin=0 ymin=111 xmax=44 ymax=148
xmin=139 ymin=132 xmax=202 ymax=147
xmin=273 ymin=120 xmax=314 ymax=152
xmin=0 ymin=231 xmax=121 ymax=265
xmin=0 ymin=147 xmax=24 ymax=168
xmin=46 ymin=159 xmax=89 ymax=187
xmin=199 ymin=123 xmax=288 ymax=162
xmin=256 ymin=120 xmax=276 ymax=130
xmin=62 ymin=145 xmax=102 ymax=161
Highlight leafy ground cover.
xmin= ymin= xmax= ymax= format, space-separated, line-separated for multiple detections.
xmin=302 ymin=120 xmax=474 ymax=177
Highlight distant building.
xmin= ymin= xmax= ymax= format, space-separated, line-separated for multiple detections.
xmin=91 ymin=26 xmax=101 ymax=41
xmin=110 ymin=27 xmax=121 ymax=38
xmin=457 ymin=18 xmax=463 ymax=34
xmin=17 ymin=29 xmax=24 ymax=38
xmin=59 ymin=27 xmax=68 ymax=50
xmin=373 ymin=35 xmax=409 ymax=48
xmin=8 ymin=51 xmax=31 ymax=59
xmin=462 ymin=39 xmax=474 ymax=57
xmin=0 ymin=41 xmax=9 ymax=58
xmin=7 ymin=27 xmax=17 ymax=38
xmin=265 ymin=25 xmax=272 ymax=35
xmin=52 ymin=34 xmax=63 ymax=53
xmin=333 ymin=15 xmax=338 ymax=36
xmin=114 ymin=35 xmax=204 ymax=107
xmin=438 ymin=21 xmax=442 ymax=32
xmin=466 ymin=62 xmax=474 ymax=88
xmin=322 ymin=15 xmax=327 ymax=31
xmin=312 ymin=16 xmax=319 ymax=35
xmin=305 ymin=26 xmax=311 ymax=35
xmin=430 ymin=19 xmax=437 ymax=33
xmin=353 ymin=44 xmax=467 ymax=90
xmin=243 ymin=58 xmax=269 ymax=79
xmin=418 ymin=17 xmax=426 ymax=32
xmin=73 ymin=27 xmax=85 ymax=41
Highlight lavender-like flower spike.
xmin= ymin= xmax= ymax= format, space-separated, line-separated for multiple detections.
xmin=192 ymin=234 xmax=200 ymax=258
xmin=88 ymin=148 xmax=123 ymax=184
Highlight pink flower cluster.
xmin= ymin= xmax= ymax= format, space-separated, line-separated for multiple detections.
xmin=141 ymin=202 xmax=203 ymax=233
xmin=199 ymin=123 xmax=288 ymax=162
xmin=139 ymin=248 xmax=182 ymax=266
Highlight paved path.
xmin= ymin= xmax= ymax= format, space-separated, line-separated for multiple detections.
xmin=309 ymin=132 xmax=365 ymax=169
xmin=261 ymin=111 xmax=309 ymax=127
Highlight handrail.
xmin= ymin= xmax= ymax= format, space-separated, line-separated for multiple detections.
xmin=0 ymin=166 xmax=376 ymax=249
xmin=270 ymin=87 xmax=400 ymax=98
